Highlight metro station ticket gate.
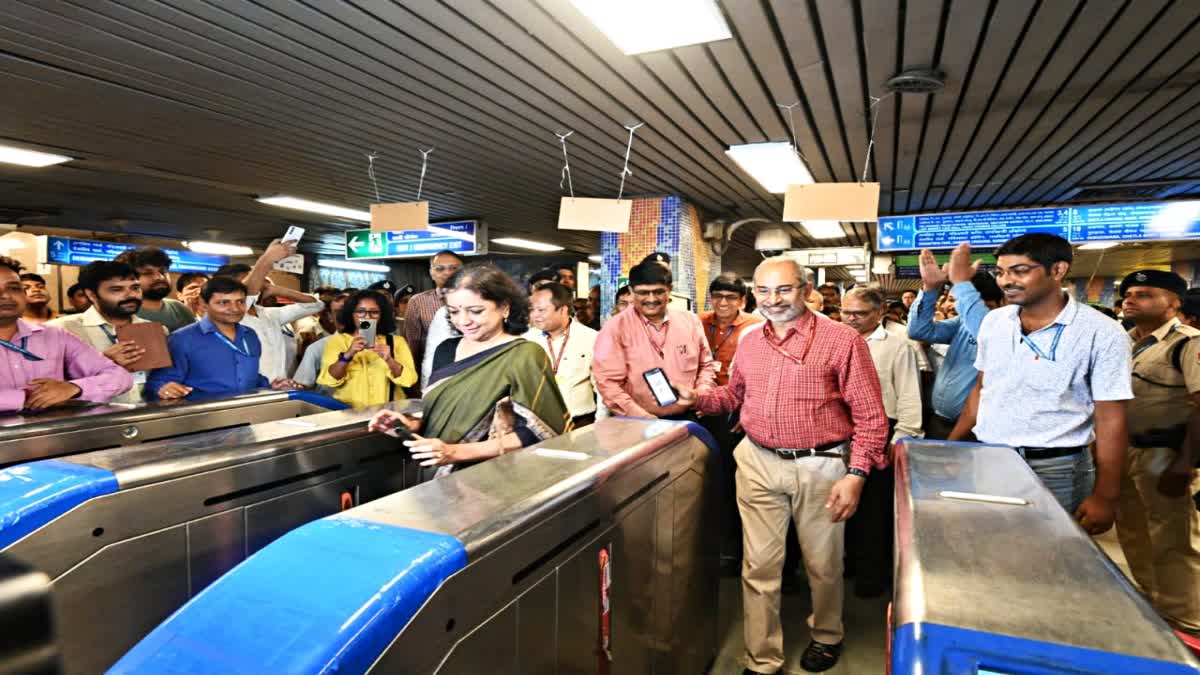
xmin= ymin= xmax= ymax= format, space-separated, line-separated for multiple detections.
xmin=891 ymin=439 xmax=1200 ymax=675
xmin=0 ymin=402 xmax=419 ymax=674
xmin=112 ymin=418 xmax=722 ymax=674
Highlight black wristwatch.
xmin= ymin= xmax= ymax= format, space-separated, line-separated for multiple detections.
xmin=847 ymin=467 xmax=868 ymax=479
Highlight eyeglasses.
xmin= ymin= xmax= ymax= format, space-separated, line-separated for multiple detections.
xmin=711 ymin=293 xmax=743 ymax=303
xmin=991 ymin=265 xmax=1040 ymax=280
xmin=754 ymin=286 xmax=797 ymax=298
xmin=632 ymin=288 xmax=669 ymax=298
xmin=353 ymin=309 xmax=382 ymax=318
xmin=841 ymin=310 xmax=876 ymax=320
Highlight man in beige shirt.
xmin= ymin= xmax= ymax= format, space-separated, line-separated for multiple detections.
xmin=50 ymin=260 xmax=166 ymax=404
xmin=841 ymin=285 xmax=923 ymax=598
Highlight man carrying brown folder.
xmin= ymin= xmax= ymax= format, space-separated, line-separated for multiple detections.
xmin=51 ymin=260 xmax=169 ymax=404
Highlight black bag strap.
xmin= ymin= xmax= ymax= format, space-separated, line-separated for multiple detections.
xmin=1172 ymin=336 xmax=1191 ymax=374
xmin=385 ymin=334 xmax=395 ymax=401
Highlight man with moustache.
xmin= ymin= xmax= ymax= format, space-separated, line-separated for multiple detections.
xmin=50 ymin=261 xmax=168 ymax=403
xmin=951 ymin=234 xmax=1131 ymax=534
xmin=20 ymin=273 xmax=56 ymax=323
xmin=405 ymin=250 xmax=464 ymax=370
xmin=526 ymin=282 xmax=600 ymax=427
xmin=677 ymin=257 xmax=888 ymax=673
xmin=1114 ymin=269 xmax=1200 ymax=636
xmin=0 ymin=256 xmax=132 ymax=412
xmin=115 ymin=247 xmax=196 ymax=332
xmin=593 ymin=260 xmax=716 ymax=420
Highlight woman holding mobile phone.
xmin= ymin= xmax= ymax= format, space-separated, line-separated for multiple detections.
xmin=368 ymin=265 xmax=570 ymax=481
xmin=318 ymin=289 xmax=416 ymax=408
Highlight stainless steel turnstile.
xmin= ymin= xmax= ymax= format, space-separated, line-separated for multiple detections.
xmin=0 ymin=390 xmax=344 ymax=468
xmin=112 ymin=418 xmax=722 ymax=674
xmin=0 ymin=402 xmax=418 ymax=674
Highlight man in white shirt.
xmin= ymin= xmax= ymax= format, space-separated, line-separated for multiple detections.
xmin=49 ymin=260 xmax=167 ymax=404
xmin=525 ymin=282 xmax=600 ymax=427
xmin=841 ymin=285 xmax=923 ymax=598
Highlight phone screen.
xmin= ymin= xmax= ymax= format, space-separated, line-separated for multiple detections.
xmin=282 ymin=225 xmax=305 ymax=245
xmin=643 ymin=368 xmax=678 ymax=407
xmin=358 ymin=319 xmax=377 ymax=346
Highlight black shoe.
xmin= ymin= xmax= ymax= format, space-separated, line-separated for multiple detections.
xmin=800 ymin=640 xmax=843 ymax=672
xmin=855 ymin=578 xmax=886 ymax=598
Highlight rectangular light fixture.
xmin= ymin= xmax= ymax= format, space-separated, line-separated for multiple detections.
xmin=0 ymin=144 xmax=72 ymax=168
xmin=1077 ymin=241 xmax=1120 ymax=250
xmin=570 ymin=0 xmax=731 ymax=55
xmin=492 ymin=237 xmax=565 ymax=252
xmin=185 ymin=241 xmax=253 ymax=256
xmin=317 ymin=259 xmax=390 ymax=273
xmin=257 ymin=196 xmax=370 ymax=222
xmin=0 ymin=239 xmax=24 ymax=251
xmin=588 ymin=254 xmax=603 ymax=263
xmin=726 ymin=142 xmax=814 ymax=194
xmin=802 ymin=220 xmax=845 ymax=239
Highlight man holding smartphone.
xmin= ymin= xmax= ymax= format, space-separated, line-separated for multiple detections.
xmin=677 ymin=257 xmax=888 ymax=674
xmin=593 ymin=261 xmax=716 ymax=420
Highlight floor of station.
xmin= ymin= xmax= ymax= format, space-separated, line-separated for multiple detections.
xmin=709 ymin=529 xmax=1133 ymax=674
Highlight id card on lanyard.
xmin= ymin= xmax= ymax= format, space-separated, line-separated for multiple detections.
xmin=0 ymin=336 xmax=43 ymax=361
xmin=215 ymin=330 xmax=252 ymax=358
xmin=1021 ymin=324 xmax=1064 ymax=361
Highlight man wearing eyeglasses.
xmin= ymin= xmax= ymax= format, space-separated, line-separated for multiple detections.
xmin=593 ymin=260 xmax=716 ymax=420
xmin=677 ymin=257 xmax=888 ymax=674
xmin=404 ymin=250 xmax=464 ymax=373
xmin=950 ymin=233 xmax=1132 ymax=534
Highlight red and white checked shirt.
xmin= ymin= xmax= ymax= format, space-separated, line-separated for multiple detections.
xmin=697 ymin=309 xmax=890 ymax=473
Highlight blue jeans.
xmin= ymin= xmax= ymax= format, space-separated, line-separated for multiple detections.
xmin=1021 ymin=449 xmax=1095 ymax=514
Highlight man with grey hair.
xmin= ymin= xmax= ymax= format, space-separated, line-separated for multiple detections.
xmin=841 ymin=284 xmax=923 ymax=597
xmin=678 ymin=256 xmax=888 ymax=673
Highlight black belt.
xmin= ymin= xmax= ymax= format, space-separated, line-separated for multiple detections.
xmin=1014 ymin=446 xmax=1086 ymax=460
xmin=760 ymin=439 xmax=847 ymax=460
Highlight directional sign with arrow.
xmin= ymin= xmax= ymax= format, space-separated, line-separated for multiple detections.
xmin=344 ymin=220 xmax=485 ymax=260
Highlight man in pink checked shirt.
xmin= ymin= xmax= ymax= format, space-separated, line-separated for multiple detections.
xmin=593 ymin=259 xmax=717 ymax=420
xmin=0 ymin=257 xmax=132 ymax=413
xmin=678 ymin=256 xmax=888 ymax=675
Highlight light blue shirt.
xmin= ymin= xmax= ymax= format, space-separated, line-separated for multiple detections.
xmin=972 ymin=294 xmax=1132 ymax=448
xmin=906 ymin=281 xmax=988 ymax=418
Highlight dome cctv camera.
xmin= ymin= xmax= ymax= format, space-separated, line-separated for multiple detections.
xmin=755 ymin=227 xmax=792 ymax=257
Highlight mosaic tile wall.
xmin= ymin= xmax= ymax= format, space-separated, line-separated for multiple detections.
xmin=599 ymin=195 xmax=721 ymax=321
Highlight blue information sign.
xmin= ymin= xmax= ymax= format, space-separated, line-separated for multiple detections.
xmin=876 ymin=200 xmax=1200 ymax=251
xmin=41 ymin=236 xmax=229 ymax=273
xmin=344 ymin=220 xmax=484 ymax=259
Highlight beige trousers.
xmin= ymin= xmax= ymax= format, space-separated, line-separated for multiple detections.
xmin=1116 ymin=446 xmax=1200 ymax=634
xmin=735 ymin=437 xmax=846 ymax=673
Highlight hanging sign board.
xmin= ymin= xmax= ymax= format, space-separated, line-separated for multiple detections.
xmin=875 ymin=200 xmax=1200 ymax=252
xmin=783 ymin=182 xmax=880 ymax=222
xmin=345 ymin=220 xmax=485 ymax=259
xmin=36 ymin=236 xmax=228 ymax=273
xmin=370 ymin=201 xmax=429 ymax=232
xmin=557 ymin=197 xmax=632 ymax=233
xmin=273 ymin=253 xmax=305 ymax=275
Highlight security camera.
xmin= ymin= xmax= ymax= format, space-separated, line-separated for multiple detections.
xmin=755 ymin=227 xmax=792 ymax=256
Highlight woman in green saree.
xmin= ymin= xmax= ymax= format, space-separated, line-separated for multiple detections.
xmin=368 ymin=265 xmax=571 ymax=479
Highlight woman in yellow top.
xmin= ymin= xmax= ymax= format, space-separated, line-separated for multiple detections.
xmin=318 ymin=289 xmax=417 ymax=408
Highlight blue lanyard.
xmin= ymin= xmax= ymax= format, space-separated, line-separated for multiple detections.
xmin=0 ymin=336 xmax=43 ymax=361
xmin=1021 ymin=324 xmax=1065 ymax=361
xmin=707 ymin=323 xmax=736 ymax=355
xmin=99 ymin=325 xmax=119 ymax=345
xmin=214 ymin=330 xmax=251 ymax=357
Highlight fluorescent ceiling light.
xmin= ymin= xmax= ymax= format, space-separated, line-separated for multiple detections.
xmin=802 ymin=220 xmax=845 ymax=239
xmin=570 ymin=0 xmax=731 ymax=55
xmin=257 ymin=196 xmax=370 ymax=222
xmin=588 ymin=255 xmax=603 ymax=263
xmin=185 ymin=241 xmax=253 ymax=256
xmin=492 ymin=237 xmax=565 ymax=252
xmin=0 ymin=239 xmax=24 ymax=251
xmin=0 ymin=144 xmax=72 ymax=168
xmin=726 ymin=142 xmax=814 ymax=194
xmin=318 ymin=259 xmax=390 ymax=273
xmin=1077 ymin=241 xmax=1120 ymax=250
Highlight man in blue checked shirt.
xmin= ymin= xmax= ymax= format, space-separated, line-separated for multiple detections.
xmin=907 ymin=243 xmax=1004 ymax=439
xmin=148 ymin=276 xmax=284 ymax=400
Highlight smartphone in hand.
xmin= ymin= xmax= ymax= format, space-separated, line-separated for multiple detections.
xmin=281 ymin=225 xmax=305 ymax=245
xmin=643 ymin=368 xmax=678 ymax=407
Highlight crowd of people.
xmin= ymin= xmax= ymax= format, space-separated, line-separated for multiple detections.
xmin=1 ymin=230 xmax=1197 ymax=673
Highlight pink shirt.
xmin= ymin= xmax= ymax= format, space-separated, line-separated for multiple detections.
xmin=0 ymin=319 xmax=134 ymax=412
xmin=593 ymin=307 xmax=717 ymax=418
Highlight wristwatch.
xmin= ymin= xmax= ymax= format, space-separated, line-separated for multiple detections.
xmin=337 ymin=352 xmax=353 ymax=363
xmin=847 ymin=467 xmax=868 ymax=479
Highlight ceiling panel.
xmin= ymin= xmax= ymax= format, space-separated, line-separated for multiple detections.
xmin=0 ymin=0 xmax=1195 ymax=277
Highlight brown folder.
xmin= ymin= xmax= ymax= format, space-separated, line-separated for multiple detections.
xmin=116 ymin=321 xmax=172 ymax=371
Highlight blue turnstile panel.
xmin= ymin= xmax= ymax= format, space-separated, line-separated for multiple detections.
xmin=110 ymin=516 xmax=468 ymax=674
xmin=0 ymin=460 xmax=118 ymax=550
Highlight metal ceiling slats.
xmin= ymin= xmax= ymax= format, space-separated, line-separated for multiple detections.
xmin=937 ymin=0 xmax=1089 ymax=210
xmin=1119 ymin=133 xmax=1200 ymax=184
xmin=957 ymin=0 xmax=1128 ymax=208
xmin=466 ymin=0 xmax=775 ymax=214
xmin=638 ymin=51 xmax=742 ymax=146
xmin=812 ymin=0 xmax=871 ymax=186
xmin=926 ymin=0 xmax=1037 ymax=210
xmin=672 ymin=44 xmax=767 ymax=145
xmin=890 ymin=0 xmax=944 ymax=214
xmin=905 ymin=0 xmax=991 ymax=213
xmin=858 ymin=0 xmax=901 ymax=203
xmin=981 ymin=0 xmax=1182 ymax=207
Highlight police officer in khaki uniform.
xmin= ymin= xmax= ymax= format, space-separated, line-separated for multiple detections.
xmin=1118 ymin=269 xmax=1200 ymax=637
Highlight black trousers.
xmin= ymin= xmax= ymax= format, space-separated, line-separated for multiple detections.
xmin=844 ymin=464 xmax=895 ymax=589
xmin=699 ymin=413 xmax=744 ymax=560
